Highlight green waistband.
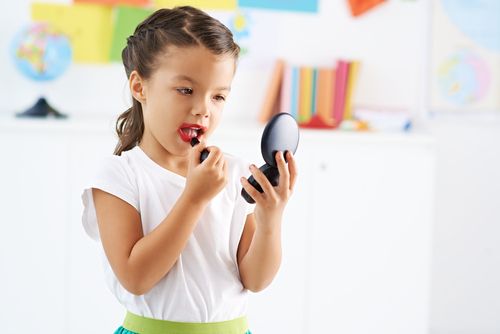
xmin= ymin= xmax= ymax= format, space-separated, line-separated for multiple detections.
xmin=123 ymin=311 xmax=248 ymax=334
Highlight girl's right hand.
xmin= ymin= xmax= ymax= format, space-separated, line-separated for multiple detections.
xmin=184 ymin=139 xmax=228 ymax=204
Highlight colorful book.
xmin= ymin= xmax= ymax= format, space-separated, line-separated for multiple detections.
xmin=280 ymin=65 xmax=293 ymax=114
xmin=264 ymin=59 xmax=355 ymax=128
xmin=333 ymin=60 xmax=350 ymax=126
xmin=290 ymin=66 xmax=300 ymax=119
xmin=311 ymin=69 xmax=318 ymax=119
xmin=298 ymin=67 xmax=314 ymax=124
xmin=343 ymin=60 xmax=361 ymax=120
xmin=258 ymin=59 xmax=285 ymax=123
xmin=315 ymin=68 xmax=336 ymax=126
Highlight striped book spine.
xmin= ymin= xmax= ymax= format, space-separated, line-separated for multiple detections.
xmin=311 ymin=68 xmax=318 ymax=118
xmin=280 ymin=64 xmax=293 ymax=114
xmin=316 ymin=68 xmax=336 ymax=126
xmin=343 ymin=60 xmax=360 ymax=120
xmin=333 ymin=60 xmax=349 ymax=125
xmin=290 ymin=66 xmax=300 ymax=119
xmin=298 ymin=66 xmax=314 ymax=124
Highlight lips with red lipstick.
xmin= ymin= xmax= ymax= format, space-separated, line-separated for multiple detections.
xmin=178 ymin=123 xmax=207 ymax=142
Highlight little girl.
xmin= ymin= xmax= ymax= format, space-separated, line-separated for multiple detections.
xmin=82 ymin=6 xmax=297 ymax=334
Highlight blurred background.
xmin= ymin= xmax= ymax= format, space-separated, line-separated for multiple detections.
xmin=0 ymin=0 xmax=499 ymax=333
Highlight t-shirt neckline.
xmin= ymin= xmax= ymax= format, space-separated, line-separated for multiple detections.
xmin=129 ymin=146 xmax=187 ymax=187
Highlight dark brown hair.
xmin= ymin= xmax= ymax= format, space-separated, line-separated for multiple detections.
xmin=114 ymin=6 xmax=240 ymax=155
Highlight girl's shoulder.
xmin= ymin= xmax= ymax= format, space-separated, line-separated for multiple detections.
xmin=95 ymin=146 xmax=141 ymax=170
xmin=90 ymin=148 xmax=141 ymax=185
xmin=83 ymin=148 xmax=142 ymax=241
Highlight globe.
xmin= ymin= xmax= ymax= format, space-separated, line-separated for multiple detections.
xmin=437 ymin=51 xmax=490 ymax=105
xmin=11 ymin=22 xmax=72 ymax=117
xmin=11 ymin=22 xmax=72 ymax=81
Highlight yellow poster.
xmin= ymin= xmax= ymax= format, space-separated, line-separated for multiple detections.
xmin=31 ymin=2 xmax=113 ymax=63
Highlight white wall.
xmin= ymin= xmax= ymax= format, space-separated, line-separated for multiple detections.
xmin=428 ymin=118 xmax=500 ymax=334
xmin=1 ymin=0 xmax=499 ymax=333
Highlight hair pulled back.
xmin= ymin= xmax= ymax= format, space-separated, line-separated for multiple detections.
xmin=114 ymin=6 xmax=240 ymax=155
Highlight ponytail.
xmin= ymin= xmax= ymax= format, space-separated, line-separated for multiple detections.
xmin=114 ymin=99 xmax=144 ymax=156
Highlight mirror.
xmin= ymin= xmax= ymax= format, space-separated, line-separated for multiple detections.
xmin=241 ymin=112 xmax=300 ymax=203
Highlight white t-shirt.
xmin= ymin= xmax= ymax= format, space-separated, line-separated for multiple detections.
xmin=81 ymin=146 xmax=254 ymax=322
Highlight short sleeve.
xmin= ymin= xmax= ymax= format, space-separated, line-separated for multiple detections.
xmin=225 ymin=153 xmax=255 ymax=217
xmin=81 ymin=156 xmax=138 ymax=241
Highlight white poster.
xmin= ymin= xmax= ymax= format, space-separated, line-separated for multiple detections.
xmin=429 ymin=0 xmax=500 ymax=113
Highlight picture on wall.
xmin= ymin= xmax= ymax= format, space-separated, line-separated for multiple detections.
xmin=429 ymin=0 xmax=500 ymax=113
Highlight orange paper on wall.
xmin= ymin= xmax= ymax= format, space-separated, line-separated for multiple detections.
xmin=347 ymin=0 xmax=387 ymax=17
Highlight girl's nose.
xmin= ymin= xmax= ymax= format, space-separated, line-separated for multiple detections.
xmin=192 ymin=98 xmax=210 ymax=118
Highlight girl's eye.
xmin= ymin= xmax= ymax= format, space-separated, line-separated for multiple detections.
xmin=214 ymin=95 xmax=226 ymax=102
xmin=178 ymin=88 xmax=193 ymax=95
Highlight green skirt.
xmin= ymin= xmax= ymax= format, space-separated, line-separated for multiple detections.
xmin=114 ymin=311 xmax=251 ymax=334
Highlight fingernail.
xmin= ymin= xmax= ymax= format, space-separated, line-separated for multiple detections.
xmin=288 ymin=151 xmax=294 ymax=159
xmin=250 ymin=164 xmax=255 ymax=170
xmin=240 ymin=177 xmax=245 ymax=183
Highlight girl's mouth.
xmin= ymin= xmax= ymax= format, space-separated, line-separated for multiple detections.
xmin=177 ymin=123 xmax=207 ymax=142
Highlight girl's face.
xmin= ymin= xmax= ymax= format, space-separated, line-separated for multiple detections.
xmin=136 ymin=46 xmax=235 ymax=167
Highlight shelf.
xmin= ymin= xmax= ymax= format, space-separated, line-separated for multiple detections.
xmin=0 ymin=114 xmax=435 ymax=148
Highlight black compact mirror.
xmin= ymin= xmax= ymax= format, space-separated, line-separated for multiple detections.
xmin=242 ymin=112 xmax=300 ymax=204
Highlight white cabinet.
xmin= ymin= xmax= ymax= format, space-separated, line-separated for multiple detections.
xmin=0 ymin=117 xmax=435 ymax=334
xmin=216 ymin=128 xmax=436 ymax=334
xmin=306 ymin=141 xmax=434 ymax=334
xmin=0 ymin=118 xmax=122 ymax=334
xmin=0 ymin=131 xmax=68 ymax=333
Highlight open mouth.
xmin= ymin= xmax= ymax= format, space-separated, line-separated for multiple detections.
xmin=178 ymin=123 xmax=207 ymax=142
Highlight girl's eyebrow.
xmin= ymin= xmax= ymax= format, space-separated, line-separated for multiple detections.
xmin=217 ymin=86 xmax=231 ymax=92
xmin=173 ymin=75 xmax=197 ymax=84
xmin=173 ymin=74 xmax=231 ymax=92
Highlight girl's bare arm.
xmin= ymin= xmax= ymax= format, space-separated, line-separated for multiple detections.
xmin=237 ymin=151 xmax=298 ymax=292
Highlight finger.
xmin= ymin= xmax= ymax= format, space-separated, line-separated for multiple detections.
xmin=287 ymin=151 xmax=298 ymax=192
xmin=215 ymin=151 xmax=226 ymax=171
xmin=275 ymin=151 xmax=290 ymax=191
xmin=204 ymin=145 xmax=223 ymax=165
xmin=240 ymin=176 xmax=263 ymax=203
xmin=249 ymin=164 xmax=275 ymax=196
xmin=214 ymin=147 xmax=225 ymax=166
xmin=222 ymin=157 xmax=229 ymax=181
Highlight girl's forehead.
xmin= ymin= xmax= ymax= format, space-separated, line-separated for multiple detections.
xmin=162 ymin=46 xmax=234 ymax=67
xmin=153 ymin=47 xmax=236 ymax=83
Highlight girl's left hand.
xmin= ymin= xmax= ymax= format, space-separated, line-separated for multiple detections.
xmin=241 ymin=151 xmax=298 ymax=231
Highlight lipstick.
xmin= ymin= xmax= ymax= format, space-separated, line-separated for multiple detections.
xmin=190 ymin=137 xmax=209 ymax=163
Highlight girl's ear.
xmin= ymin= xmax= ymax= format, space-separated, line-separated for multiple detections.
xmin=129 ymin=70 xmax=147 ymax=104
